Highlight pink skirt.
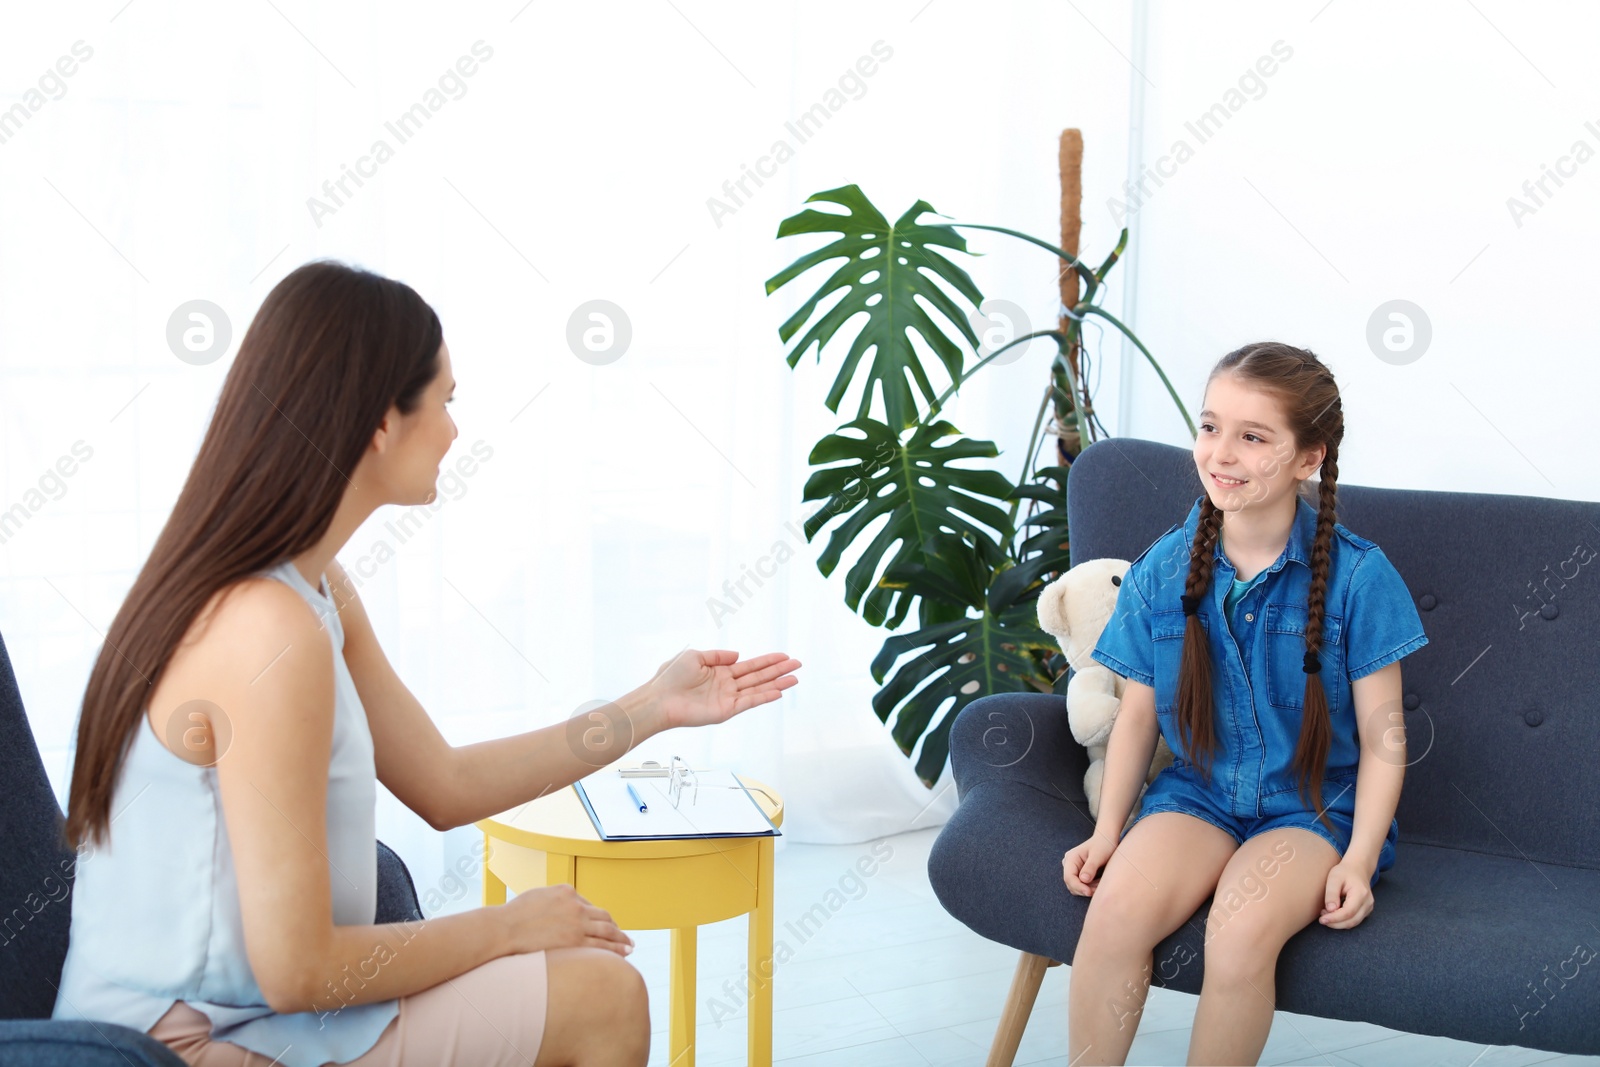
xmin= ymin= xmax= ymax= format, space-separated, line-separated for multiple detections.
xmin=147 ymin=950 xmax=548 ymax=1066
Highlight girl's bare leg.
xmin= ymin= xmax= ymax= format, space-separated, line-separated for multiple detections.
xmin=1187 ymin=827 xmax=1341 ymax=1066
xmin=1068 ymin=812 xmax=1239 ymax=1066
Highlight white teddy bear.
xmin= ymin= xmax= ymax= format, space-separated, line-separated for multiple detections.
xmin=1035 ymin=557 xmax=1174 ymax=828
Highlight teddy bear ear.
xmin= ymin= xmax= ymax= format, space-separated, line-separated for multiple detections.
xmin=1035 ymin=574 xmax=1071 ymax=640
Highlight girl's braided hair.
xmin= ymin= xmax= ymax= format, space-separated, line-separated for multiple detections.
xmin=1177 ymin=341 xmax=1344 ymax=837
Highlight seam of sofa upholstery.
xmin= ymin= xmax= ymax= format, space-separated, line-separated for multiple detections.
xmin=1396 ymin=835 xmax=1600 ymax=873
xmin=959 ymin=775 xmax=1092 ymax=814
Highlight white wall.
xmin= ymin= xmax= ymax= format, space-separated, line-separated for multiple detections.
xmin=1111 ymin=1 xmax=1599 ymax=500
xmin=1 ymin=0 xmax=1591 ymax=904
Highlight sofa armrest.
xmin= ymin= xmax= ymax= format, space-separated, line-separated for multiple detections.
xmin=948 ymin=691 xmax=1091 ymax=806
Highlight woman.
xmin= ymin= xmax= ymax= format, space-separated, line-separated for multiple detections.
xmin=53 ymin=259 xmax=801 ymax=1066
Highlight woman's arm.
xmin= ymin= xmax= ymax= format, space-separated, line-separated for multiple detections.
xmin=202 ymin=580 xmax=523 ymax=1014
xmin=326 ymin=558 xmax=798 ymax=832
xmin=435 ymin=685 xmax=666 ymax=830
xmin=1092 ymin=679 xmax=1161 ymax=840
xmin=325 ymin=560 xmax=669 ymax=832
xmin=1344 ymin=660 xmax=1406 ymax=878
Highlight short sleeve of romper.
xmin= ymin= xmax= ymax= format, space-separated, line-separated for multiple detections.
xmin=1344 ymin=546 xmax=1430 ymax=680
xmin=1091 ymin=559 xmax=1157 ymax=688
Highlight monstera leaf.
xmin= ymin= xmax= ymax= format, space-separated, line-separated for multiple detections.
xmin=803 ymin=416 xmax=1015 ymax=628
xmin=766 ymin=182 xmax=1185 ymax=790
xmin=869 ymin=531 xmax=1060 ymax=785
xmin=1005 ymin=463 xmax=1072 ymax=593
xmin=765 ymin=185 xmax=984 ymax=433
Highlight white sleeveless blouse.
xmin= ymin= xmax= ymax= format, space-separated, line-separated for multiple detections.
xmin=51 ymin=559 xmax=400 ymax=1066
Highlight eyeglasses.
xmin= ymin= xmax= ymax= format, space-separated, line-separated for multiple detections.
xmin=668 ymin=755 xmax=698 ymax=810
xmin=646 ymin=756 xmax=779 ymax=810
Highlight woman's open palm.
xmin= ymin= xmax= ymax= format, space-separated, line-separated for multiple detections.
xmin=651 ymin=649 xmax=801 ymax=729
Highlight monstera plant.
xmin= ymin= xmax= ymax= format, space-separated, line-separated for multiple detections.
xmin=765 ymin=183 xmax=1194 ymax=787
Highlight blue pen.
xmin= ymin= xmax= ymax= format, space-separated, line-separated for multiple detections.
xmin=626 ymin=782 xmax=648 ymax=813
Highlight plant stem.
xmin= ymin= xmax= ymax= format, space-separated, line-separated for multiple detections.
xmin=950 ymin=224 xmax=1097 ymax=290
xmin=930 ymin=329 xmax=1065 ymax=411
xmin=1008 ymin=379 xmax=1055 ymax=538
xmin=1080 ymin=305 xmax=1196 ymax=437
xmin=1052 ymin=324 xmax=1086 ymax=445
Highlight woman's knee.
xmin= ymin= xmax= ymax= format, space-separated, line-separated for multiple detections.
xmin=540 ymin=947 xmax=650 ymax=1060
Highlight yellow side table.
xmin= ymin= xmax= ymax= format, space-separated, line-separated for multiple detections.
xmin=476 ymin=775 xmax=783 ymax=1067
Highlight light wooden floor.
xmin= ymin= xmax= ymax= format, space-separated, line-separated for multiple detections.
xmin=619 ymin=827 xmax=1600 ymax=1067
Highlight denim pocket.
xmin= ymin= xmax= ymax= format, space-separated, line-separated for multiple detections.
xmin=1261 ymin=759 xmax=1360 ymax=806
xmin=1264 ymin=603 xmax=1345 ymax=712
xmin=1150 ymin=607 xmax=1208 ymax=717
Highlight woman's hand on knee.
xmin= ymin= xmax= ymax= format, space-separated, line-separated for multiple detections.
xmin=498 ymin=883 xmax=636 ymax=957
xmin=1063 ymin=833 xmax=1119 ymax=896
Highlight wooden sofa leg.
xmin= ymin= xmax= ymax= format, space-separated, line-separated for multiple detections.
xmin=986 ymin=951 xmax=1061 ymax=1067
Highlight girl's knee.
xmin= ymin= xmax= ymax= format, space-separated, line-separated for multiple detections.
xmin=1201 ymin=914 xmax=1279 ymax=983
xmin=1080 ymin=886 xmax=1167 ymax=956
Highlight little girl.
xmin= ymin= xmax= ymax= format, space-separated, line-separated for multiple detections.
xmin=1060 ymin=341 xmax=1429 ymax=1066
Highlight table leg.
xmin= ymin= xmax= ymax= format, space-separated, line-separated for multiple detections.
xmin=669 ymin=926 xmax=697 ymax=1066
xmin=481 ymin=832 xmax=506 ymax=905
xmin=748 ymin=835 xmax=775 ymax=1067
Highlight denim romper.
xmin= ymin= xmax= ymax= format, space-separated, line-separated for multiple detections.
xmin=1090 ymin=493 xmax=1430 ymax=889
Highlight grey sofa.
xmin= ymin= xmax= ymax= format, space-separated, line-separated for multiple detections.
xmin=928 ymin=436 xmax=1600 ymax=1061
xmin=0 ymin=627 xmax=426 ymax=1066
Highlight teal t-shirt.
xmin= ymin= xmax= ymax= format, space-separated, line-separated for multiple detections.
xmin=1224 ymin=568 xmax=1269 ymax=634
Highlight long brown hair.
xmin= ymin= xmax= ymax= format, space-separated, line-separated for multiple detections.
xmin=1177 ymin=341 xmax=1344 ymax=837
xmin=64 ymin=260 xmax=442 ymax=850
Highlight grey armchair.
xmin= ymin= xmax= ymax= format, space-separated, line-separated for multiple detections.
xmin=928 ymin=436 xmax=1600 ymax=1062
xmin=0 ymin=627 xmax=426 ymax=1066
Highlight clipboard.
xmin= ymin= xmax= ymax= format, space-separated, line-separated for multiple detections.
xmin=573 ymin=767 xmax=781 ymax=841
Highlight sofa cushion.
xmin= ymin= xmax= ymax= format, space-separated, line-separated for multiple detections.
xmin=0 ymin=1020 xmax=187 ymax=1066
xmin=930 ymin=691 xmax=1600 ymax=1055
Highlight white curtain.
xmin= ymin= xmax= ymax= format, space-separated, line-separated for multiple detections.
xmin=4 ymin=0 xmax=1130 ymax=902
xmin=7 ymin=0 xmax=1591 ymax=903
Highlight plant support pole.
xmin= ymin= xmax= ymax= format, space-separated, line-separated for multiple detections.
xmin=1057 ymin=129 xmax=1085 ymax=467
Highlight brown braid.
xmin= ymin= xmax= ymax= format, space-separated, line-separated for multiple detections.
xmin=1293 ymin=410 xmax=1343 ymax=838
xmin=1177 ymin=495 xmax=1225 ymax=785
xmin=1176 ymin=342 xmax=1345 ymax=839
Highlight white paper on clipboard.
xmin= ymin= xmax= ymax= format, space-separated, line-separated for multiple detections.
xmin=573 ymin=768 xmax=779 ymax=840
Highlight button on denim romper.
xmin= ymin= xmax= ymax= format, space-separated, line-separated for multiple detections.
xmin=1091 ymin=493 xmax=1430 ymax=889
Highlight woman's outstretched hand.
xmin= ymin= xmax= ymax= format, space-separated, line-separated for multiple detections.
xmin=649 ymin=649 xmax=802 ymax=730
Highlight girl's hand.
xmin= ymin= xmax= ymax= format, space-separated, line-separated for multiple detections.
xmin=649 ymin=649 xmax=802 ymax=730
xmin=1063 ymin=833 xmax=1119 ymax=896
xmin=1319 ymin=861 xmax=1375 ymax=929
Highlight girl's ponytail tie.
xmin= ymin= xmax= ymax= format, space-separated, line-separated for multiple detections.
xmin=1181 ymin=594 xmax=1200 ymax=616
xmin=1303 ymin=650 xmax=1322 ymax=674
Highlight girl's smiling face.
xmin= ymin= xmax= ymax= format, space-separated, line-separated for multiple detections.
xmin=1194 ymin=372 xmax=1324 ymax=513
